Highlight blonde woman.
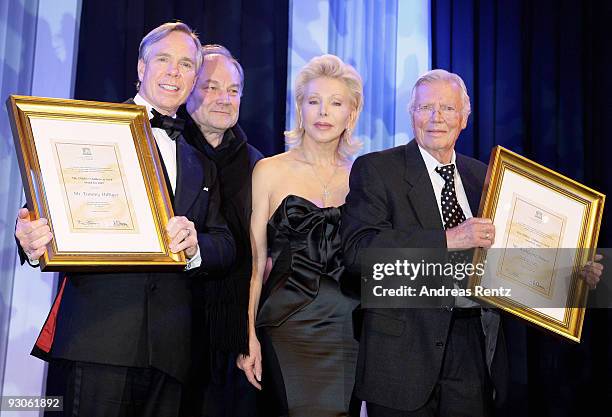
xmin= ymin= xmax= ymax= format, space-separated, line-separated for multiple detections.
xmin=237 ymin=54 xmax=364 ymax=416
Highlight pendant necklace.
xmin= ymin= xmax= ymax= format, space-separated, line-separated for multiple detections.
xmin=302 ymin=149 xmax=339 ymax=205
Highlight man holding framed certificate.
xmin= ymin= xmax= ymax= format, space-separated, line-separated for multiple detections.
xmin=14 ymin=22 xmax=235 ymax=417
xmin=342 ymin=69 xmax=603 ymax=417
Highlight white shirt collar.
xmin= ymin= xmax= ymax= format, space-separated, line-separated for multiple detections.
xmin=133 ymin=93 xmax=178 ymax=195
xmin=417 ymin=144 xmax=457 ymax=174
xmin=133 ymin=94 xmax=177 ymax=119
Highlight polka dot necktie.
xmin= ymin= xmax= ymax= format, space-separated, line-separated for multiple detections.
xmin=436 ymin=164 xmax=470 ymax=298
xmin=435 ymin=164 xmax=466 ymax=229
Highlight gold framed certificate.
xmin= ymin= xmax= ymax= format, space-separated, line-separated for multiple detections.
xmin=470 ymin=146 xmax=605 ymax=342
xmin=7 ymin=95 xmax=186 ymax=271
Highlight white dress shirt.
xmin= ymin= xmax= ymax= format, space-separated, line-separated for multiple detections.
xmin=418 ymin=144 xmax=478 ymax=307
xmin=134 ymin=94 xmax=178 ymax=192
xmin=418 ymin=145 xmax=473 ymax=222
xmin=134 ymin=94 xmax=201 ymax=269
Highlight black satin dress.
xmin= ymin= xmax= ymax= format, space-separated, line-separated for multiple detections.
xmin=256 ymin=195 xmax=359 ymax=417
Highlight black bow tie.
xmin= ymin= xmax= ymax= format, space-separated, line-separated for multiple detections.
xmin=150 ymin=108 xmax=185 ymax=140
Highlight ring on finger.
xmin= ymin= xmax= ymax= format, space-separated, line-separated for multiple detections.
xmin=485 ymin=232 xmax=490 ymax=240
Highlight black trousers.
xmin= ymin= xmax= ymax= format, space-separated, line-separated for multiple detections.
xmin=367 ymin=313 xmax=493 ymax=417
xmin=182 ymin=348 xmax=258 ymax=417
xmin=202 ymin=351 xmax=258 ymax=417
xmin=47 ymin=361 xmax=182 ymax=417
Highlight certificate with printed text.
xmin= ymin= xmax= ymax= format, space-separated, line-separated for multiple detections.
xmin=53 ymin=141 xmax=138 ymax=232
xmin=498 ymin=194 xmax=566 ymax=298
xmin=7 ymin=95 xmax=186 ymax=272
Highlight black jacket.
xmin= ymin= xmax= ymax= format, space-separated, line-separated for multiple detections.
xmin=23 ymin=101 xmax=235 ymax=383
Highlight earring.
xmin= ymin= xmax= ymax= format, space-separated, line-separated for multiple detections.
xmin=296 ymin=107 xmax=303 ymax=131
xmin=344 ymin=127 xmax=352 ymax=144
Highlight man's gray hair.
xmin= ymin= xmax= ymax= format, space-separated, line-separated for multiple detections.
xmin=200 ymin=44 xmax=245 ymax=94
xmin=138 ymin=21 xmax=203 ymax=71
xmin=408 ymin=69 xmax=471 ymax=117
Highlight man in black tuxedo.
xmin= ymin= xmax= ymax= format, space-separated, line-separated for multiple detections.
xmin=14 ymin=22 xmax=235 ymax=417
xmin=342 ymin=69 xmax=507 ymax=417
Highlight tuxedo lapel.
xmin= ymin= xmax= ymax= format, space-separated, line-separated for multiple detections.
xmin=152 ymin=142 xmax=175 ymax=208
xmin=403 ymin=141 xmax=444 ymax=229
xmin=175 ymin=136 xmax=205 ymax=215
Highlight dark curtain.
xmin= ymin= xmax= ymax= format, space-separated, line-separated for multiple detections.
xmin=432 ymin=0 xmax=612 ymax=416
xmin=73 ymin=0 xmax=289 ymax=156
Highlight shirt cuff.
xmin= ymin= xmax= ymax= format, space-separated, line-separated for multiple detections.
xmin=185 ymin=245 xmax=202 ymax=270
xmin=27 ymin=256 xmax=40 ymax=267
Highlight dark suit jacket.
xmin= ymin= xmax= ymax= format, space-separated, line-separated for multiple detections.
xmin=23 ymin=104 xmax=235 ymax=383
xmin=342 ymin=140 xmax=508 ymax=411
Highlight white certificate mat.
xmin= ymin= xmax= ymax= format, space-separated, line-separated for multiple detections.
xmin=481 ymin=169 xmax=584 ymax=322
xmin=31 ymin=117 xmax=163 ymax=253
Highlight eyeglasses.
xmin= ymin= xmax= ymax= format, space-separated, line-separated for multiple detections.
xmin=413 ymin=103 xmax=460 ymax=119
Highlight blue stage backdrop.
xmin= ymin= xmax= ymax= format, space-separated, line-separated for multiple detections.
xmin=286 ymin=0 xmax=430 ymax=155
xmin=0 ymin=0 xmax=81 ymax=405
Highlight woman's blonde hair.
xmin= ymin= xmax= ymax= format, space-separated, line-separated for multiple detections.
xmin=285 ymin=54 xmax=364 ymax=160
